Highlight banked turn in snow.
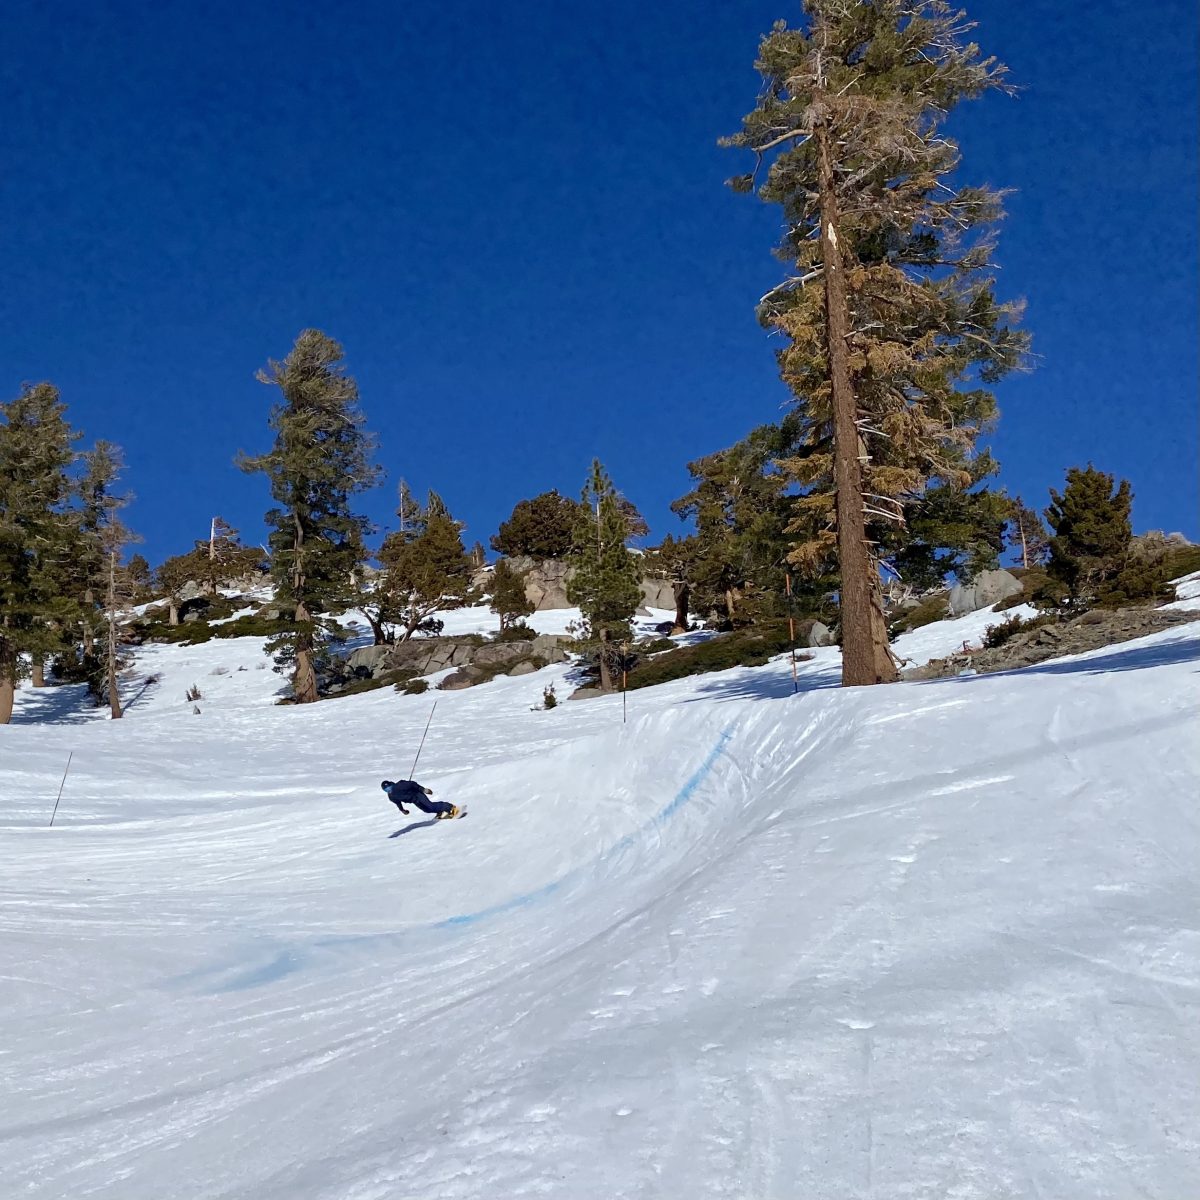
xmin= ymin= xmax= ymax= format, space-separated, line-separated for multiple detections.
xmin=2 ymin=601 xmax=1198 ymax=1198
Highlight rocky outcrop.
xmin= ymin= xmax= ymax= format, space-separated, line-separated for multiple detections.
xmin=639 ymin=578 xmax=676 ymax=611
xmin=807 ymin=620 xmax=835 ymax=648
xmin=503 ymin=556 xmax=573 ymax=610
xmin=497 ymin=557 xmax=684 ymax=613
xmin=947 ymin=569 xmax=1023 ymax=617
xmin=344 ymin=632 xmax=575 ymax=689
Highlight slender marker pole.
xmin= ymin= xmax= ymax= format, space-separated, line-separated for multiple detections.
xmin=49 ymin=752 xmax=74 ymax=828
xmin=786 ymin=573 xmax=799 ymax=694
xmin=621 ymin=642 xmax=628 ymax=725
xmin=408 ymin=701 xmax=438 ymax=780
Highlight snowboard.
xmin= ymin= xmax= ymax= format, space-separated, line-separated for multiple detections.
xmin=438 ymin=808 xmax=468 ymax=821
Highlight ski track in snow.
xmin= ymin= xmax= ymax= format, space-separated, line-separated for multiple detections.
xmin=2 ymin=601 xmax=1199 ymax=1198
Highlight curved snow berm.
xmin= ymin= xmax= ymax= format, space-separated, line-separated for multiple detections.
xmin=1 ymin=616 xmax=1198 ymax=1198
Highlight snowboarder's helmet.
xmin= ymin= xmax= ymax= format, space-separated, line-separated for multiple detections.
xmin=381 ymin=780 xmax=393 ymax=790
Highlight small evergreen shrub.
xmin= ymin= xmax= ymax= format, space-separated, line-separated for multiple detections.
xmin=185 ymin=684 xmax=202 ymax=702
xmin=400 ymin=678 xmax=430 ymax=695
xmin=888 ymin=593 xmax=948 ymax=634
xmin=332 ymin=668 xmax=416 ymax=699
xmin=493 ymin=622 xmax=537 ymax=643
xmin=640 ymin=637 xmax=677 ymax=654
xmin=982 ymin=611 xmax=1059 ymax=650
xmin=541 ymin=683 xmax=558 ymax=709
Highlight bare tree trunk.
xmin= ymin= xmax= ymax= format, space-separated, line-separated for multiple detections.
xmin=32 ymin=655 xmax=46 ymax=688
xmin=1019 ymin=521 xmax=1029 ymax=570
xmin=816 ymin=117 xmax=897 ymax=687
xmin=82 ymin=589 xmax=95 ymax=654
xmin=168 ymin=600 xmax=179 ymax=626
xmin=289 ymin=514 xmax=319 ymax=703
xmin=597 ymin=627 xmax=613 ymax=693
xmin=107 ymin=551 xmax=123 ymax=719
xmin=671 ymin=581 xmax=690 ymax=635
xmin=0 ymin=641 xmax=15 ymax=725
xmin=293 ymin=602 xmax=319 ymax=703
xmin=208 ymin=516 xmax=217 ymax=594
xmin=365 ymin=609 xmax=387 ymax=646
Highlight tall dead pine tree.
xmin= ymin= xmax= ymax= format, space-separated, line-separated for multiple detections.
xmin=725 ymin=2 xmax=1028 ymax=685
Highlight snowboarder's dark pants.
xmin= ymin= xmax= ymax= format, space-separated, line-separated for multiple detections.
xmin=395 ymin=794 xmax=454 ymax=818
xmin=383 ymin=780 xmax=453 ymax=817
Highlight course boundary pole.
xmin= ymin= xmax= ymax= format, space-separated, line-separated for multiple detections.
xmin=49 ymin=752 xmax=74 ymax=828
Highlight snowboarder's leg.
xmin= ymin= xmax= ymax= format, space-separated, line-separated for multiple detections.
xmin=414 ymin=796 xmax=456 ymax=818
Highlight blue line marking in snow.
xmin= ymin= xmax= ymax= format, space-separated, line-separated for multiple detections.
xmin=436 ymin=724 xmax=736 ymax=930
xmin=192 ymin=723 xmax=737 ymax=991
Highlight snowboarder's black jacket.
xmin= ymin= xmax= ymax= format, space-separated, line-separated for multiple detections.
xmin=382 ymin=780 xmax=431 ymax=807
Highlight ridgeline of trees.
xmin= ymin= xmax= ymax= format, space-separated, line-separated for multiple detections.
xmin=2 ymin=3 xmax=1192 ymax=720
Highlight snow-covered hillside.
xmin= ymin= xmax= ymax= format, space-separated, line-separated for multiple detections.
xmin=2 ymin=603 xmax=1198 ymax=1198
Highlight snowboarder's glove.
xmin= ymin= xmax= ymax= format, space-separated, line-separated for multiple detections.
xmin=423 ymin=787 xmax=434 ymax=796
xmin=398 ymin=805 xmax=409 ymax=815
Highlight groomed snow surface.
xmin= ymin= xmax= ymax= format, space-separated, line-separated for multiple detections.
xmin=2 ymin=602 xmax=1199 ymax=1199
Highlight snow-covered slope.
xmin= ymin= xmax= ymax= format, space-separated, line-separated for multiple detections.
xmin=2 ymin=604 xmax=1198 ymax=1199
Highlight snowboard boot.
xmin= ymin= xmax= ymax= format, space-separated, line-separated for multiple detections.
xmin=436 ymin=805 xmax=460 ymax=820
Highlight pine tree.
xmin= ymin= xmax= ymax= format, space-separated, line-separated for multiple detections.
xmin=155 ymin=550 xmax=204 ymax=625
xmin=566 ymin=460 xmax=642 ymax=692
xmin=724 ymin=2 xmax=1028 ymax=685
xmin=671 ymin=422 xmax=798 ymax=627
xmin=1007 ymin=495 xmax=1050 ymax=569
xmin=491 ymin=490 xmax=580 ymax=560
xmin=199 ymin=516 xmax=262 ymax=594
xmin=0 ymin=383 xmax=80 ymax=722
xmin=1045 ymin=466 xmax=1132 ymax=603
xmin=489 ymin=558 xmax=535 ymax=631
xmin=77 ymin=442 xmax=135 ymax=718
xmin=238 ymin=330 xmax=380 ymax=702
xmin=126 ymin=554 xmax=154 ymax=601
xmin=888 ymin=477 xmax=1010 ymax=591
xmin=378 ymin=490 xmax=473 ymax=641
xmin=643 ymin=533 xmax=698 ymax=634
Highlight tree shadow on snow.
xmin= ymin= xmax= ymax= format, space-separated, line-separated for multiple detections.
xmin=388 ymin=817 xmax=440 ymax=838
xmin=9 ymin=682 xmax=97 ymax=725
xmin=1005 ymin=634 xmax=1200 ymax=679
xmin=688 ymin=657 xmax=841 ymax=704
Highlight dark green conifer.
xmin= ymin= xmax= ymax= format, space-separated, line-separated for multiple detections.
xmin=1045 ymin=466 xmax=1132 ymax=603
xmin=489 ymin=558 xmax=535 ymax=631
xmin=238 ymin=330 xmax=380 ymax=702
xmin=378 ymin=491 xmax=473 ymax=641
xmin=672 ymin=422 xmax=799 ymax=626
xmin=491 ymin=490 xmax=581 ymax=560
xmin=77 ymin=441 xmax=135 ymax=718
xmin=566 ymin=461 xmax=642 ymax=692
xmin=0 ymin=382 xmax=80 ymax=721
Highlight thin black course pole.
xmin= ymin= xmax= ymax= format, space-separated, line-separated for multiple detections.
xmin=49 ymin=752 xmax=74 ymax=828
xmin=786 ymin=573 xmax=799 ymax=694
xmin=622 ymin=642 xmax=628 ymax=725
xmin=408 ymin=701 xmax=438 ymax=780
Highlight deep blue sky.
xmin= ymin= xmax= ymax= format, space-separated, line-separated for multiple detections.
xmin=2 ymin=0 xmax=1196 ymax=565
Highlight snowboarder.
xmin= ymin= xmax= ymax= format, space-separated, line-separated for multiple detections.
xmin=381 ymin=779 xmax=460 ymax=820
